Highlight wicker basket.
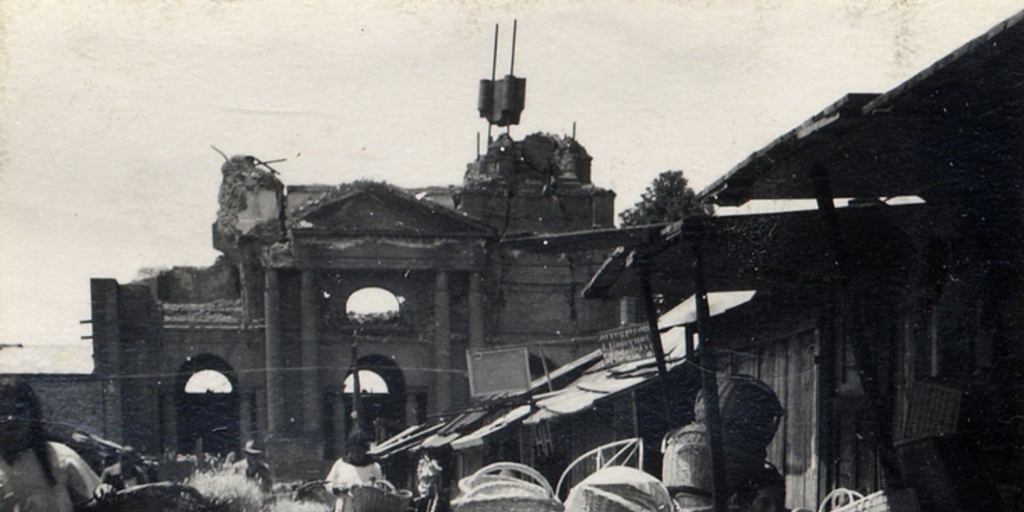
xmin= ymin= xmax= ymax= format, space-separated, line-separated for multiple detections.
xmin=101 ymin=482 xmax=210 ymax=512
xmin=453 ymin=462 xmax=564 ymax=512
xmin=350 ymin=482 xmax=413 ymax=512
xmin=818 ymin=489 xmax=919 ymax=512
xmin=576 ymin=487 xmax=650 ymax=512
xmin=564 ymin=467 xmax=672 ymax=512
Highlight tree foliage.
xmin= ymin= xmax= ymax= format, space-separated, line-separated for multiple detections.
xmin=619 ymin=170 xmax=712 ymax=226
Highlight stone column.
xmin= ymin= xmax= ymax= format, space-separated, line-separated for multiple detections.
xmin=434 ymin=271 xmax=452 ymax=413
xmin=300 ymin=271 xmax=323 ymax=433
xmin=468 ymin=271 xmax=485 ymax=349
xmin=264 ymin=268 xmax=285 ymax=435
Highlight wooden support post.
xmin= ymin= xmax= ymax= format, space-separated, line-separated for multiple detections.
xmin=810 ymin=162 xmax=903 ymax=490
xmin=637 ymin=257 xmax=669 ymax=377
xmin=692 ymin=242 xmax=729 ymax=512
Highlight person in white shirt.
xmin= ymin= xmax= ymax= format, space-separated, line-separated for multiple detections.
xmin=0 ymin=378 xmax=111 ymax=512
xmin=325 ymin=431 xmax=383 ymax=512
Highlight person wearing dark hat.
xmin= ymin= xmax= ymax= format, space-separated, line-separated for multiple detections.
xmin=238 ymin=438 xmax=272 ymax=493
xmin=325 ymin=431 xmax=383 ymax=512
xmin=100 ymin=445 xmax=149 ymax=490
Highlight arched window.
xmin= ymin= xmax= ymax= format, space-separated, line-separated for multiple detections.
xmin=343 ymin=370 xmax=390 ymax=394
xmin=184 ymin=369 xmax=234 ymax=394
xmin=346 ymin=287 xmax=403 ymax=324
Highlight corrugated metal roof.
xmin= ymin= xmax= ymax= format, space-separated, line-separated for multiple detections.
xmin=451 ymin=404 xmax=533 ymax=450
xmin=522 ymin=325 xmax=692 ymax=425
xmin=369 ymin=422 xmax=446 ymax=459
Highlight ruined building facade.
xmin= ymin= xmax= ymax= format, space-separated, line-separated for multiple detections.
xmin=89 ymin=133 xmax=618 ymax=477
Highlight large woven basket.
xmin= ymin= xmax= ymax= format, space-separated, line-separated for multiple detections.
xmin=574 ymin=487 xmax=651 ymax=512
xmin=100 ymin=482 xmax=210 ymax=512
xmin=818 ymin=489 xmax=919 ymax=512
xmin=351 ymin=482 xmax=413 ymax=512
xmin=563 ymin=467 xmax=672 ymax=512
xmin=453 ymin=462 xmax=564 ymax=512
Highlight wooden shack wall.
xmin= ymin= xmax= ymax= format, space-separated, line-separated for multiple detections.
xmin=726 ymin=328 xmax=820 ymax=511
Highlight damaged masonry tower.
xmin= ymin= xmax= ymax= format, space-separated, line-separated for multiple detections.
xmin=463 ymin=21 xmax=605 ymax=234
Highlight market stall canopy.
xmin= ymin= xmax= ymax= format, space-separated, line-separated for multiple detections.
xmin=368 ymin=423 xmax=446 ymax=459
xmin=582 ymin=203 xmax=926 ymax=300
xmin=523 ymin=325 xmax=692 ymax=425
xmin=371 ymin=351 xmax=604 ymax=457
xmin=700 ymin=9 xmax=1024 ymax=206
xmin=450 ymin=404 xmax=533 ymax=450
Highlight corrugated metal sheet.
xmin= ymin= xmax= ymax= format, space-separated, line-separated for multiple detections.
xmin=451 ymin=404 xmax=532 ymax=449
xmin=369 ymin=423 xmax=446 ymax=459
xmin=521 ymin=323 xmax=695 ymax=425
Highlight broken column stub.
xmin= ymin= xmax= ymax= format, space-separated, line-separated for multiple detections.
xmin=212 ymin=155 xmax=285 ymax=261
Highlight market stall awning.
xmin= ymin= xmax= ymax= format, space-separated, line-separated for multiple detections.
xmin=699 ymin=9 xmax=1024 ymax=206
xmin=523 ymin=325 xmax=691 ymax=425
xmin=369 ymin=422 xmax=446 ymax=459
xmin=450 ymin=404 xmax=533 ymax=450
xmin=374 ymin=351 xmax=605 ymax=456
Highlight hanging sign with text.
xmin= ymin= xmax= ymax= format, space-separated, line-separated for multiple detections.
xmin=599 ymin=324 xmax=653 ymax=366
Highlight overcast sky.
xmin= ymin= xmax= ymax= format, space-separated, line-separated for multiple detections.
xmin=2 ymin=0 xmax=1022 ymax=372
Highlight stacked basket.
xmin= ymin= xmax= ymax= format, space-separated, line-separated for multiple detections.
xmin=563 ymin=467 xmax=673 ymax=512
xmin=662 ymin=374 xmax=784 ymax=510
xmin=452 ymin=462 xmax=564 ymax=512
xmin=350 ymin=481 xmax=414 ymax=512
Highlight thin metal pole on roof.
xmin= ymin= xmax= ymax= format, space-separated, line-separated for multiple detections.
xmin=506 ymin=20 xmax=518 ymax=138
xmin=509 ymin=20 xmax=518 ymax=76
xmin=491 ymin=24 xmax=499 ymax=82
xmin=692 ymin=242 xmax=729 ymax=512
xmin=487 ymin=23 xmax=498 ymax=144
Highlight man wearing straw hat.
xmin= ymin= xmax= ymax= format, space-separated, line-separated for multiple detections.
xmin=238 ymin=438 xmax=273 ymax=493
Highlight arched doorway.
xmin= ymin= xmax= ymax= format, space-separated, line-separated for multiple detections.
xmin=340 ymin=355 xmax=406 ymax=442
xmin=175 ymin=355 xmax=240 ymax=456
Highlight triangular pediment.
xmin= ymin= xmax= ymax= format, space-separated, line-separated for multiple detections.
xmin=289 ymin=182 xmax=495 ymax=237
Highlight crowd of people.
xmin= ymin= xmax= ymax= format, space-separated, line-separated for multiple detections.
xmin=1 ymin=376 xmax=784 ymax=512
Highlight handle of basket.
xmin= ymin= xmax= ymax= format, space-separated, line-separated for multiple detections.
xmin=469 ymin=462 xmax=554 ymax=496
xmin=817 ymin=488 xmax=865 ymax=512
xmin=376 ymin=480 xmax=398 ymax=494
